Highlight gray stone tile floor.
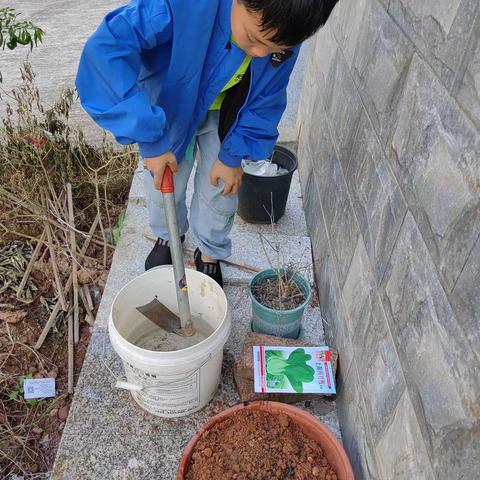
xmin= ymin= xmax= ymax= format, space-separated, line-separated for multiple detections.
xmin=51 ymin=163 xmax=342 ymax=480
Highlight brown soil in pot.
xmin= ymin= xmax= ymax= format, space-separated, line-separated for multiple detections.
xmin=186 ymin=409 xmax=337 ymax=480
xmin=252 ymin=275 xmax=306 ymax=311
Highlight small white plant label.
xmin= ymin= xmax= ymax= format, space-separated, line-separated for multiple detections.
xmin=23 ymin=378 xmax=56 ymax=399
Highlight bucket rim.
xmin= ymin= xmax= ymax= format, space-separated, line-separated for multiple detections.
xmin=247 ymin=268 xmax=312 ymax=314
xmin=109 ymin=266 xmax=230 ymax=359
xmin=242 ymin=145 xmax=298 ymax=178
xmin=272 ymin=144 xmax=298 ymax=163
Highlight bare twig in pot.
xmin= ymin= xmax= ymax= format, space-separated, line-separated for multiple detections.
xmin=254 ymin=199 xmax=309 ymax=312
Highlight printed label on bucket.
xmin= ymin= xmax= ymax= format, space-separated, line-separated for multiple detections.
xmin=124 ymin=362 xmax=200 ymax=416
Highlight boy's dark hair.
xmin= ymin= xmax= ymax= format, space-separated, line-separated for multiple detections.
xmin=241 ymin=0 xmax=339 ymax=46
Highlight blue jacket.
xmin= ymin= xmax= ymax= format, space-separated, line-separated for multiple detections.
xmin=76 ymin=0 xmax=300 ymax=167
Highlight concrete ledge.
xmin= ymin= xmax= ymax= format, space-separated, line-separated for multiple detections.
xmin=52 ymin=160 xmax=342 ymax=479
xmin=52 ymin=285 xmax=339 ymax=479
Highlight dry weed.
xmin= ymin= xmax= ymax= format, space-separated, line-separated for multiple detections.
xmin=0 ymin=62 xmax=137 ymax=246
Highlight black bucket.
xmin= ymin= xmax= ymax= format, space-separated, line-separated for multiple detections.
xmin=238 ymin=145 xmax=298 ymax=224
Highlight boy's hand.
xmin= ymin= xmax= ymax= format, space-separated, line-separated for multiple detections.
xmin=144 ymin=152 xmax=179 ymax=190
xmin=210 ymin=160 xmax=243 ymax=195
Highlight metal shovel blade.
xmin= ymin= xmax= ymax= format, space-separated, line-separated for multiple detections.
xmin=136 ymin=298 xmax=182 ymax=334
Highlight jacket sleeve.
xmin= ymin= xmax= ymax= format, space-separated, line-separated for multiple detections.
xmin=75 ymin=0 xmax=173 ymax=158
xmin=218 ymin=46 xmax=300 ymax=168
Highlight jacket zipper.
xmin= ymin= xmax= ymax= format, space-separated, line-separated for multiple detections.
xmin=202 ymin=40 xmax=233 ymax=113
xmin=223 ymin=58 xmax=254 ymax=140
xmin=176 ymin=44 xmax=231 ymax=155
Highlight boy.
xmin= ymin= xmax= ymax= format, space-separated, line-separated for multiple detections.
xmin=76 ymin=0 xmax=338 ymax=287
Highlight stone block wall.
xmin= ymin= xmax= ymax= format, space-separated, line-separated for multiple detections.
xmin=297 ymin=1 xmax=480 ymax=478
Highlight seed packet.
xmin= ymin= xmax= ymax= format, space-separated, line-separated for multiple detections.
xmin=253 ymin=346 xmax=336 ymax=394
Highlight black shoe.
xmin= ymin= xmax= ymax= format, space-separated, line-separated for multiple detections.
xmin=194 ymin=248 xmax=224 ymax=288
xmin=145 ymin=236 xmax=185 ymax=271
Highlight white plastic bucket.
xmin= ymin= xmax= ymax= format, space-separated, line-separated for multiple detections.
xmin=108 ymin=266 xmax=230 ymax=418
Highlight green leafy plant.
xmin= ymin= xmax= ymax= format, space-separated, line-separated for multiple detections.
xmin=265 ymin=348 xmax=315 ymax=393
xmin=0 ymin=7 xmax=44 ymax=81
xmin=112 ymin=209 xmax=126 ymax=244
xmin=8 ymin=374 xmax=40 ymax=406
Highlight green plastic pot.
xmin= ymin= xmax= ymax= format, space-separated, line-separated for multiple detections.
xmin=248 ymin=269 xmax=312 ymax=339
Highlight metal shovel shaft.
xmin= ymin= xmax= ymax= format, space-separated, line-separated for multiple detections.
xmin=161 ymin=169 xmax=193 ymax=333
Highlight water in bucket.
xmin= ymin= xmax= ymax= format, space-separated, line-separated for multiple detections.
xmin=134 ymin=314 xmax=214 ymax=352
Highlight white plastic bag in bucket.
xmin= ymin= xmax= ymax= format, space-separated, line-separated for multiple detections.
xmin=109 ymin=266 xmax=230 ymax=418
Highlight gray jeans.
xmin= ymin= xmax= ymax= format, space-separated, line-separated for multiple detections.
xmin=144 ymin=110 xmax=238 ymax=260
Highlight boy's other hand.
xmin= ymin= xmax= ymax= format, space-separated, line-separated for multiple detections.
xmin=144 ymin=152 xmax=179 ymax=190
xmin=210 ymin=160 xmax=243 ymax=195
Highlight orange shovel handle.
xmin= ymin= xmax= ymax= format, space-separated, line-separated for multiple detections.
xmin=161 ymin=166 xmax=174 ymax=194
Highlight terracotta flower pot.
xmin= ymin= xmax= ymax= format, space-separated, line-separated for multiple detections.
xmin=177 ymin=401 xmax=354 ymax=479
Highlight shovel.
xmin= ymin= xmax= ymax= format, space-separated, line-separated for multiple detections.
xmin=136 ymin=166 xmax=195 ymax=337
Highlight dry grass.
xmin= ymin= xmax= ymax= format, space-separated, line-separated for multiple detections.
xmin=0 ymin=62 xmax=137 ymax=247
xmin=0 ymin=62 xmax=137 ymax=477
